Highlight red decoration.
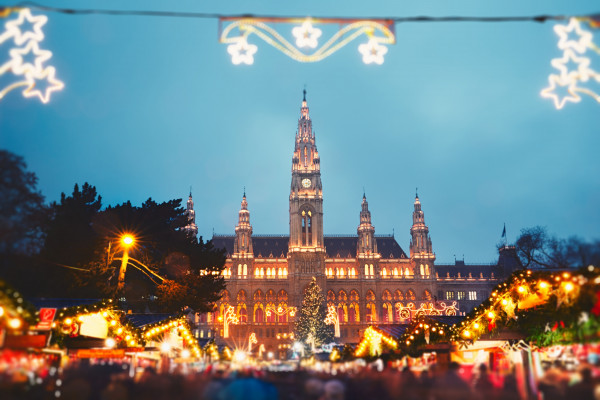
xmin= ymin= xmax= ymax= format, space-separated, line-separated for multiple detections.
xmin=591 ymin=292 xmax=600 ymax=316
xmin=551 ymin=321 xmax=565 ymax=332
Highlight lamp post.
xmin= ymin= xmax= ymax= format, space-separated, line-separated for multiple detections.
xmin=117 ymin=234 xmax=135 ymax=295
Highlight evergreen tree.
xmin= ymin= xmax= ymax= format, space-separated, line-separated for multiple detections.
xmin=294 ymin=277 xmax=333 ymax=352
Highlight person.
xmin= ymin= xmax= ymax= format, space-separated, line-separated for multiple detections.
xmin=472 ymin=364 xmax=496 ymax=400
xmin=499 ymin=371 xmax=520 ymax=400
xmin=538 ymin=362 xmax=567 ymax=400
xmin=322 ymin=379 xmax=345 ymax=400
xmin=566 ymin=366 xmax=595 ymax=400
xmin=432 ymin=362 xmax=472 ymax=400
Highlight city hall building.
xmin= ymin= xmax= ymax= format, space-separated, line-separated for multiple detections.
xmin=189 ymin=92 xmax=521 ymax=352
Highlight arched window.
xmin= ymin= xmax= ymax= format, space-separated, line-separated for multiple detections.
xmin=425 ymin=264 xmax=430 ymax=276
xmin=277 ymin=290 xmax=288 ymax=302
xmin=278 ymin=303 xmax=288 ymax=324
xmin=243 ymin=264 xmax=247 ymax=277
xmin=338 ymin=290 xmax=348 ymax=302
xmin=366 ymin=290 xmax=376 ymax=302
xmin=327 ymin=290 xmax=336 ymax=302
xmin=382 ymin=303 xmax=393 ymax=323
xmin=255 ymin=268 xmax=260 ymax=277
xmin=407 ymin=289 xmax=416 ymax=301
xmin=338 ymin=303 xmax=347 ymax=323
xmin=350 ymin=290 xmax=360 ymax=302
xmin=339 ymin=267 xmax=345 ymax=277
xmin=382 ymin=267 xmax=388 ymax=277
xmin=370 ymin=264 xmax=374 ymax=276
xmin=348 ymin=303 xmax=359 ymax=322
xmin=238 ymin=305 xmax=247 ymax=323
xmin=405 ymin=267 xmax=411 ymax=276
xmin=237 ymin=264 xmax=242 ymax=276
xmin=393 ymin=267 xmax=399 ymax=277
xmin=266 ymin=290 xmax=276 ymax=302
xmin=301 ymin=208 xmax=313 ymax=246
xmin=420 ymin=264 xmax=425 ymax=276
xmin=254 ymin=305 xmax=264 ymax=323
xmin=266 ymin=303 xmax=276 ymax=323
xmin=350 ymin=267 xmax=356 ymax=277
xmin=422 ymin=289 xmax=432 ymax=301
xmin=221 ymin=290 xmax=231 ymax=303
xmin=365 ymin=264 xmax=369 ymax=277
xmin=366 ymin=303 xmax=377 ymax=323
xmin=237 ymin=290 xmax=247 ymax=302
xmin=260 ymin=268 xmax=264 ymax=277
xmin=394 ymin=290 xmax=404 ymax=301
xmin=382 ymin=290 xmax=392 ymax=301
xmin=283 ymin=267 xmax=288 ymax=277
xmin=253 ymin=290 xmax=264 ymax=302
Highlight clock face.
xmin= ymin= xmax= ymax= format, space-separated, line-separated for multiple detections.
xmin=302 ymin=178 xmax=311 ymax=188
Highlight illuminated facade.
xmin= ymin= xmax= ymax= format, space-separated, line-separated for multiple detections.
xmin=195 ymin=92 xmax=521 ymax=354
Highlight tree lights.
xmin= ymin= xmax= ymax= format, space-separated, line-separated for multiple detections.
xmin=354 ymin=326 xmax=398 ymax=358
xmin=219 ymin=18 xmax=395 ymax=65
xmin=0 ymin=8 xmax=64 ymax=103
xmin=541 ymin=18 xmax=600 ymax=109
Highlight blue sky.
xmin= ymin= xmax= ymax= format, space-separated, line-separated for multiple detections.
xmin=1 ymin=0 xmax=599 ymax=264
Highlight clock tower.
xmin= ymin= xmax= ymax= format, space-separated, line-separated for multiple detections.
xmin=289 ymin=90 xmax=324 ymax=253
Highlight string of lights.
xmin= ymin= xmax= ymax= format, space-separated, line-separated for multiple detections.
xmin=1 ymin=4 xmax=599 ymax=107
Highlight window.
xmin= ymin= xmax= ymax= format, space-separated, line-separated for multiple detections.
xmin=457 ymin=291 xmax=466 ymax=300
xmin=468 ymin=291 xmax=477 ymax=301
xmin=445 ymin=291 xmax=455 ymax=300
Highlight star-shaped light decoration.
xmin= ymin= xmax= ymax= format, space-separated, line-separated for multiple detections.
xmin=227 ymin=37 xmax=258 ymax=65
xmin=358 ymin=38 xmax=388 ymax=65
xmin=551 ymin=48 xmax=594 ymax=82
xmin=292 ymin=20 xmax=322 ymax=49
xmin=541 ymin=74 xmax=581 ymax=109
xmin=544 ymin=323 xmax=551 ymax=332
xmin=555 ymin=18 xmax=593 ymax=54
xmin=501 ymin=298 xmax=517 ymax=320
xmin=2 ymin=8 xmax=48 ymax=46
xmin=9 ymin=40 xmax=52 ymax=75
xmin=23 ymin=66 xmax=64 ymax=104
xmin=579 ymin=311 xmax=590 ymax=325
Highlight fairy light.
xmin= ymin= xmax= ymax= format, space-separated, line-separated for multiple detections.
xmin=542 ymin=17 xmax=600 ymax=109
xmin=220 ymin=19 xmax=394 ymax=64
xmin=0 ymin=8 xmax=64 ymax=103
xmin=358 ymin=37 xmax=388 ymax=65
xmin=226 ymin=36 xmax=258 ymax=65
xmin=292 ymin=20 xmax=322 ymax=48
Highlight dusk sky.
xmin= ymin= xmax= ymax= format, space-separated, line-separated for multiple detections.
xmin=1 ymin=0 xmax=599 ymax=264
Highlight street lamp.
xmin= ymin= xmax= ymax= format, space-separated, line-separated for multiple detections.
xmin=117 ymin=234 xmax=135 ymax=295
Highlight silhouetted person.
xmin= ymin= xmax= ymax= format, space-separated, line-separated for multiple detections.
xmin=432 ymin=362 xmax=472 ymax=400
xmin=499 ymin=372 xmax=520 ymax=400
xmin=566 ymin=367 xmax=595 ymax=400
xmin=472 ymin=364 xmax=497 ymax=400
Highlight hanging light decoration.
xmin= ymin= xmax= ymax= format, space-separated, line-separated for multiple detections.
xmin=219 ymin=17 xmax=395 ymax=64
xmin=541 ymin=17 xmax=600 ymax=109
xmin=0 ymin=8 xmax=64 ymax=103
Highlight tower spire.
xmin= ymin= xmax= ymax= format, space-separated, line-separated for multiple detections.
xmin=234 ymin=192 xmax=253 ymax=257
xmin=357 ymin=194 xmax=377 ymax=255
xmin=410 ymin=193 xmax=435 ymax=277
xmin=183 ymin=189 xmax=198 ymax=239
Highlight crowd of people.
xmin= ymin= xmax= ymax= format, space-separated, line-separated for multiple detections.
xmin=0 ymin=358 xmax=599 ymax=400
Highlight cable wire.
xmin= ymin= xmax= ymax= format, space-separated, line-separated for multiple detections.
xmin=5 ymin=2 xmax=595 ymax=24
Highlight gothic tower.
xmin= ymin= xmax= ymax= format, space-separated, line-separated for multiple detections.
xmin=357 ymin=193 xmax=377 ymax=256
xmin=234 ymin=191 xmax=253 ymax=257
xmin=289 ymin=90 xmax=324 ymax=253
xmin=183 ymin=190 xmax=198 ymax=239
xmin=410 ymin=192 xmax=435 ymax=278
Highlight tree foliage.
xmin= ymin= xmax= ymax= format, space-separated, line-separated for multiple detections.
xmin=515 ymin=226 xmax=600 ymax=269
xmin=294 ymin=277 xmax=333 ymax=351
xmin=0 ymin=150 xmax=47 ymax=255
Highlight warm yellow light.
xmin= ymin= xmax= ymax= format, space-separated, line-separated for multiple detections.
xmin=105 ymin=338 xmax=116 ymax=348
xmin=539 ymin=281 xmax=549 ymax=289
xmin=487 ymin=311 xmax=495 ymax=319
xmin=110 ymin=320 xmax=117 ymax=326
xmin=564 ymin=282 xmax=574 ymax=292
xmin=121 ymin=235 xmax=134 ymax=247
xmin=517 ymin=286 xmax=526 ymax=293
xmin=432 ymin=327 xmax=436 ymax=332
xmin=117 ymin=328 xmax=123 ymax=334
xmin=502 ymin=299 xmax=508 ymax=306
xmin=463 ymin=330 xmax=471 ymax=338
xmin=0 ymin=306 xmax=4 ymax=317
xmin=474 ymin=323 xmax=480 ymax=329
xmin=8 ymin=318 xmax=22 ymax=329
xmin=65 ymin=318 xmax=72 ymax=325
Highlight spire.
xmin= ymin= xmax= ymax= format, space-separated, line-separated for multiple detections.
xmin=234 ymin=192 xmax=253 ymax=257
xmin=183 ymin=189 xmax=198 ymax=239
xmin=410 ymin=193 xmax=434 ymax=262
xmin=357 ymin=193 xmax=377 ymax=255
xmin=303 ymin=86 xmax=306 ymax=101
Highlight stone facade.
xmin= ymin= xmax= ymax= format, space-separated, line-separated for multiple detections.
xmin=192 ymin=93 xmax=521 ymax=356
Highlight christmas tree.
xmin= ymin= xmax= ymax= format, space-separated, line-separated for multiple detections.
xmin=294 ymin=277 xmax=334 ymax=352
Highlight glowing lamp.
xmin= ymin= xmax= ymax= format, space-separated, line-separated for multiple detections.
xmin=473 ymin=323 xmax=480 ymax=329
xmin=65 ymin=318 xmax=72 ymax=325
xmin=181 ymin=349 xmax=191 ymax=359
xmin=463 ymin=330 xmax=471 ymax=338
xmin=161 ymin=342 xmax=171 ymax=353
xmin=487 ymin=311 xmax=495 ymax=319
xmin=105 ymin=338 xmax=116 ymax=348
xmin=121 ymin=235 xmax=134 ymax=247
xmin=8 ymin=318 xmax=22 ymax=329
xmin=502 ymin=299 xmax=508 ymax=306
xmin=517 ymin=286 xmax=526 ymax=294
xmin=564 ymin=282 xmax=574 ymax=292
xmin=0 ymin=306 xmax=4 ymax=317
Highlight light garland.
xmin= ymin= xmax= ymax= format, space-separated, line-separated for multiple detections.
xmin=0 ymin=8 xmax=64 ymax=103
xmin=541 ymin=18 xmax=600 ymax=109
xmin=221 ymin=305 xmax=238 ymax=338
xmin=220 ymin=18 xmax=395 ymax=64
xmin=142 ymin=317 xmax=201 ymax=359
xmin=395 ymin=300 xmax=459 ymax=321
xmin=354 ymin=326 xmax=398 ymax=358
